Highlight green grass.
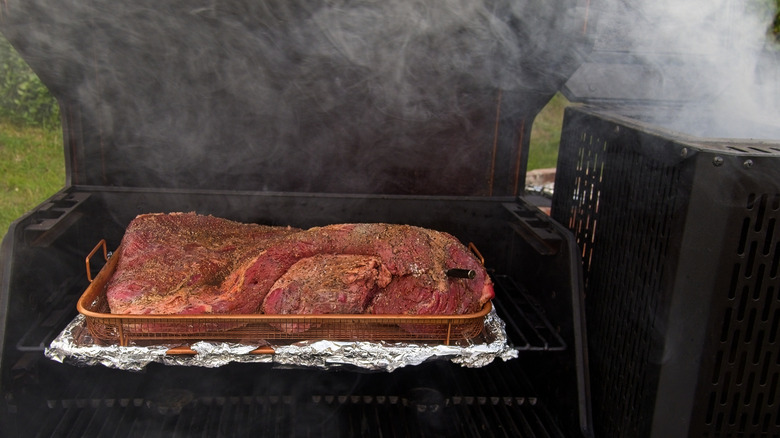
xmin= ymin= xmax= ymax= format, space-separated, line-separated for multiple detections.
xmin=0 ymin=119 xmax=65 ymax=241
xmin=528 ymin=93 xmax=569 ymax=171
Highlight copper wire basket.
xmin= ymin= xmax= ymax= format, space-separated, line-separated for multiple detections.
xmin=77 ymin=240 xmax=491 ymax=350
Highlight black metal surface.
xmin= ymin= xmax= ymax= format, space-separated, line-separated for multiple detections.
xmin=0 ymin=191 xmax=592 ymax=437
xmin=12 ymin=274 xmax=566 ymax=357
xmin=552 ymin=106 xmax=780 ymax=438
xmin=5 ymin=360 xmax=566 ymax=438
xmin=0 ymin=0 xmax=611 ymax=436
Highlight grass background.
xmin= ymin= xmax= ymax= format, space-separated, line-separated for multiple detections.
xmin=0 ymin=120 xmax=64 ymax=241
xmin=528 ymin=93 xmax=568 ymax=171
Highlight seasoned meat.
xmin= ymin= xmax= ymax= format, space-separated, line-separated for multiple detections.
xmin=105 ymin=212 xmax=299 ymax=314
xmin=263 ymin=254 xmax=392 ymax=315
xmin=105 ymin=213 xmax=494 ymax=317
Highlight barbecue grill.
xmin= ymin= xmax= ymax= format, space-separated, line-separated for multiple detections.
xmin=5 ymin=0 xmax=776 ymax=436
xmin=550 ymin=1 xmax=780 ymax=436
xmin=0 ymin=0 xmax=594 ymax=436
xmin=552 ymin=106 xmax=780 ymax=438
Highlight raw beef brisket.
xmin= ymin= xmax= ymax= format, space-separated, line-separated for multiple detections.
xmin=105 ymin=213 xmax=494 ymax=317
xmin=105 ymin=213 xmax=299 ymax=314
xmin=263 ymin=254 xmax=392 ymax=315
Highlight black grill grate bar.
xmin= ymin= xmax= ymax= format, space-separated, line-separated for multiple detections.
xmin=493 ymin=276 xmax=567 ymax=351
xmin=16 ymin=277 xmax=84 ymax=352
xmin=169 ymin=403 xmax=195 ymax=438
xmin=493 ymin=402 xmax=529 ymax=437
xmin=33 ymin=405 xmax=70 ymax=438
xmin=186 ymin=403 xmax=211 ymax=438
xmin=93 ymin=405 xmax=124 ymax=438
xmin=63 ymin=404 xmax=100 ymax=438
xmin=34 ymin=396 xmax=562 ymax=438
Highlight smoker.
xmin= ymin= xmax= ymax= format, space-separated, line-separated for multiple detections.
xmin=553 ymin=107 xmax=780 ymax=438
xmin=551 ymin=1 xmax=780 ymax=436
xmin=0 ymin=0 xmax=594 ymax=436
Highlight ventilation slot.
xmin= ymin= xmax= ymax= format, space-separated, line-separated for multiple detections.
xmin=702 ymin=192 xmax=780 ymax=436
xmin=553 ymin=120 xmax=683 ymax=438
xmin=552 ymin=108 xmax=780 ymax=438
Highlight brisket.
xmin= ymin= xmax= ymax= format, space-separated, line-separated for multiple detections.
xmin=105 ymin=213 xmax=299 ymax=314
xmin=254 ymin=223 xmax=494 ymax=316
xmin=105 ymin=213 xmax=494 ymax=318
xmin=263 ymin=254 xmax=392 ymax=315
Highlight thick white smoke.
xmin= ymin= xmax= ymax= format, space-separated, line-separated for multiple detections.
xmin=574 ymin=0 xmax=780 ymax=139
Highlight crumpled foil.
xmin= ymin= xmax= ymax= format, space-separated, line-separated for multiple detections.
xmin=45 ymin=308 xmax=518 ymax=372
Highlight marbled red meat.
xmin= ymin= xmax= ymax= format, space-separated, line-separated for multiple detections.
xmin=105 ymin=212 xmax=300 ymax=315
xmin=105 ymin=213 xmax=494 ymax=317
xmin=263 ymin=254 xmax=392 ymax=315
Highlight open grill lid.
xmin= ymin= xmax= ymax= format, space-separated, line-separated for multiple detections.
xmin=561 ymin=0 xmax=780 ymax=139
xmin=0 ymin=0 xmax=589 ymax=195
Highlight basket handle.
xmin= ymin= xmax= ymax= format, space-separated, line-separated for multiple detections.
xmin=86 ymin=239 xmax=109 ymax=283
xmin=468 ymin=242 xmax=485 ymax=266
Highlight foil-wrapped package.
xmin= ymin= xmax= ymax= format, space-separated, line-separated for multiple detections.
xmin=46 ymin=308 xmax=518 ymax=371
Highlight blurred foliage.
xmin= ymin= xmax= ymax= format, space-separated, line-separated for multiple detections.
xmin=773 ymin=0 xmax=780 ymax=42
xmin=760 ymin=0 xmax=780 ymax=43
xmin=0 ymin=36 xmax=60 ymax=128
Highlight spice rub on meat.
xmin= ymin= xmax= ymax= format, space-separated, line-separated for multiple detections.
xmin=263 ymin=254 xmax=392 ymax=315
xmin=105 ymin=212 xmax=300 ymax=315
xmin=105 ymin=213 xmax=494 ymax=317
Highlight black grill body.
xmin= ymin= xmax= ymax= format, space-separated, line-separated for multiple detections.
xmin=0 ymin=190 xmax=592 ymax=437
xmin=0 ymin=0 xmax=596 ymax=435
xmin=552 ymin=106 xmax=780 ymax=438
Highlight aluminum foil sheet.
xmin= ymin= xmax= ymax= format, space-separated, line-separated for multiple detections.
xmin=46 ymin=308 xmax=518 ymax=372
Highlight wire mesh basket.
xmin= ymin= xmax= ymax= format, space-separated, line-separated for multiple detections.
xmin=78 ymin=240 xmax=491 ymax=347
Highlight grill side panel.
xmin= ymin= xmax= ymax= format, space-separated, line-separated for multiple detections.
xmin=552 ymin=108 xmax=691 ymax=437
xmin=552 ymin=106 xmax=780 ymax=438
xmin=691 ymin=191 xmax=780 ymax=437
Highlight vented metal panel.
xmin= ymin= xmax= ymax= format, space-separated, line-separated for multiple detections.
xmin=553 ymin=109 xmax=688 ymax=437
xmin=698 ymin=192 xmax=780 ymax=436
xmin=551 ymin=106 xmax=780 ymax=438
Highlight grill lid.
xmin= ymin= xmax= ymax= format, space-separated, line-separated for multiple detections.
xmin=561 ymin=0 xmax=780 ymax=140
xmin=0 ymin=0 xmax=589 ymax=195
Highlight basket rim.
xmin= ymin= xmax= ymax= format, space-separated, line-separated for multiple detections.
xmin=78 ymin=240 xmax=492 ymax=324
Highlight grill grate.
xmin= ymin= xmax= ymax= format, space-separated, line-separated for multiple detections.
xmin=6 ymin=358 xmax=568 ymax=438
xmin=4 ymin=269 xmax=572 ymax=438
xmin=18 ymin=275 xmax=564 ymax=357
xmin=2 ymin=193 xmax=589 ymax=437
xmin=493 ymin=276 xmax=566 ymax=351
xmin=33 ymin=395 xmax=564 ymax=438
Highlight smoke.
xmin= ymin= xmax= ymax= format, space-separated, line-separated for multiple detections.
xmin=582 ymin=0 xmax=780 ymax=139
xmin=1 ymin=0 xmax=588 ymax=194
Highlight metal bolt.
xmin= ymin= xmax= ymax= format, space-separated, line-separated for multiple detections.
xmin=713 ymin=156 xmax=724 ymax=167
xmin=743 ymin=159 xmax=754 ymax=168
